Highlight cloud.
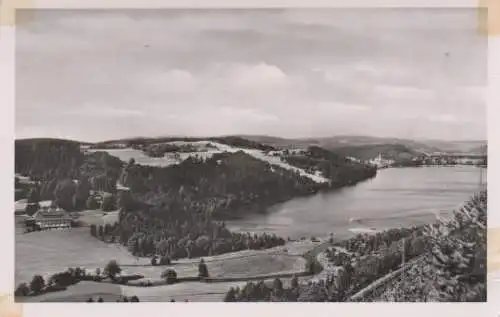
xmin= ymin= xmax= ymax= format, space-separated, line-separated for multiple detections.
xmin=15 ymin=9 xmax=486 ymax=141
xmin=217 ymin=106 xmax=280 ymax=123
xmin=141 ymin=69 xmax=197 ymax=94
xmin=219 ymin=63 xmax=289 ymax=90
xmin=373 ymin=85 xmax=434 ymax=99
xmin=65 ymin=103 xmax=145 ymax=118
xmin=317 ymin=102 xmax=371 ymax=114
xmin=427 ymin=114 xmax=461 ymax=123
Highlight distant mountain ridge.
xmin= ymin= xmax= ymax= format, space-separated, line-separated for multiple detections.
xmin=15 ymin=134 xmax=487 ymax=158
xmin=235 ymin=135 xmax=486 ymax=155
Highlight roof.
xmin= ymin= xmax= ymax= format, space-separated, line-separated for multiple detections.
xmin=15 ymin=200 xmax=53 ymax=212
xmin=116 ymin=182 xmax=130 ymax=191
xmin=32 ymin=208 xmax=72 ymax=221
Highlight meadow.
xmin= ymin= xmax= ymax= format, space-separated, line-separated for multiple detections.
xmin=15 ymin=226 xmax=312 ymax=302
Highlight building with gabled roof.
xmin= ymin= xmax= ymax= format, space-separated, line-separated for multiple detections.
xmin=27 ymin=207 xmax=73 ymax=230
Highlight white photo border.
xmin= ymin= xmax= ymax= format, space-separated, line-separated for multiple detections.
xmin=1 ymin=0 xmax=497 ymax=316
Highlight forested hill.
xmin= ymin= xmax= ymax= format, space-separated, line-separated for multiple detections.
xmin=14 ymin=137 xmax=376 ymax=219
xmin=15 ymin=138 xmax=87 ymax=181
xmin=330 ymin=144 xmax=419 ymax=162
xmin=119 ymin=151 xmax=327 ymax=219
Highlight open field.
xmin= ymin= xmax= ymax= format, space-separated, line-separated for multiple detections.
xmin=19 ymin=281 xmax=124 ymax=302
xmin=16 ymin=228 xmax=311 ymax=287
xmin=15 ymin=228 xmax=139 ymax=284
xmin=75 ymin=210 xmax=119 ymax=226
xmin=120 ymin=252 xmax=305 ymax=281
xmin=21 ymin=273 xmax=315 ymax=302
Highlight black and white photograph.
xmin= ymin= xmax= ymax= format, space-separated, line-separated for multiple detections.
xmin=13 ymin=8 xmax=487 ymax=303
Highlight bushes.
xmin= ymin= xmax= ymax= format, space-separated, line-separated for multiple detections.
xmin=158 ymin=255 xmax=171 ymax=266
xmin=198 ymin=259 xmax=209 ymax=278
xmin=14 ymin=283 xmax=30 ymax=297
xmin=16 ymin=263 xmax=136 ymax=298
xmin=104 ymin=260 xmax=122 ymax=279
xmin=421 ymin=191 xmax=487 ymax=301
xmin=226 ymin=278 xmax=298 ymax=302
xmin=48 ymin=271 xmax=77 ymax=287
xmin=129 ymin=296 xmax=140 ymax=302
xmin=29 ymin=275 xmax=45 ymax=295
xmin=44 ymin=284 xmax=68 ymax=293
xmin=161 ymin=269 xmax=178 ymax=285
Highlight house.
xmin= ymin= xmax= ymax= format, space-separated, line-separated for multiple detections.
xmin=26 ymin=207 xmax=73 ymax=230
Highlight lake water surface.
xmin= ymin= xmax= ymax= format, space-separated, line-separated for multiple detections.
xmin=226 ymin=167 xmax=487 ymax=240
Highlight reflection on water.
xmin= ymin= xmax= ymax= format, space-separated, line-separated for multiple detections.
xmin=226 ymin=167 xmax=486 ymax=240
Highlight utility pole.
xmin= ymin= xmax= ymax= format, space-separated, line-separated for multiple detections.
xmin=400 ymin=237 xmax=406 ymax=302
xmin=479 ymin=148 xmax=486 ymax=191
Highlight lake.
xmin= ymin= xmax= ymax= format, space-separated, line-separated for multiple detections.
xmin=226 ymin=166 xmax=487 ymax=240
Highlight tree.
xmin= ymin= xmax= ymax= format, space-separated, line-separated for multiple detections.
xmin=73 ymin=178 xmax=91 ymax=210
xmin=101 ymin=194 xmax=116 ymax=211
xmin=423 ymin=191 xmax=487 ymax=301
xmin=86 ymin=195 xmax=100 ymax=210
xmin=14 ymin=283 xmax=30 ymax=297
xmin=291 ymin=275 xmax=299 ymax=289
xmin=272 ymin=278 xmax=284 ymax=296
xmin=117 ymin=190 xmax=133 ymax=212
xmin=198 ymin=258 xmax=209 ymax=278
xmin=104 ymin=260 xmax=122 ymax=279
xmin=130 ymin=295 xmax=140 ymax=302
xmin=98 ymin=225 xmax=104 ymax=239
xmin=159 ymin=255 xmax=171 ymax=266
xmin=53 ymin=179 xmax=76 ymax=211
xmin=224 ymin=287 xmax=236 ymax=302
xmin=161 ymin=269 xmax=178 ymax=284
xmin=90 ymin=224 xmax=97 ymax=237
xmin=27 ymin=187 xmax=40 ymax=204
xmin=29 ymin=275 xmax=45 ymax=294
xmin=25 ymin=202 xmax=39 ymax=217
xmin=104 ymin=224 xmax=111 ymax=235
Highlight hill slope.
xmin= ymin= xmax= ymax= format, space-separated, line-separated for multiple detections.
xmin=330 ymin=144 xmax=419 ymax=162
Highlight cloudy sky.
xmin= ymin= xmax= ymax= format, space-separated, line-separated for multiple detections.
xmin=16 ymin=8 xmax=486 ymax=142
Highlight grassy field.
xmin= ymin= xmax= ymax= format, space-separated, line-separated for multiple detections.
xmin=15 ymin=228 xmax=138 ymax=285
xmin=21 ymin=274 xmax=316 ymax=302
xmin=19 ymin=282 xmax=124 ymax=303
xmin=75 ymin=210 xmax=119 ymax=226
xmin=15 ymin=228 xmax=311 ymax=301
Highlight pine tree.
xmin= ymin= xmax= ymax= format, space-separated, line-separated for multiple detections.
xmin=423 ymin=191 xmax=486 ymax=301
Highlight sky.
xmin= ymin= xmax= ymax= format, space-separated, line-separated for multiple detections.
xmin=16 ymin=8 xmax=487 ymax=142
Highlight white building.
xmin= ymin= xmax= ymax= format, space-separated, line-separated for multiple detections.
xmin=368 ymin=154 xmax=395 ymax=168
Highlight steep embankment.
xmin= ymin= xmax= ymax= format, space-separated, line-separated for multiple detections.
xmin=368 ymin=191 xmax=487 ymax=302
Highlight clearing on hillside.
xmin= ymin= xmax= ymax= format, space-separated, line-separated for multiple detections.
xmin=88 ymin=141 xmax=329 ymax=183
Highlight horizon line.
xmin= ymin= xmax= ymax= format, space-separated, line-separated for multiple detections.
xmin=14 ymin=133 xmax=488 ymax=145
